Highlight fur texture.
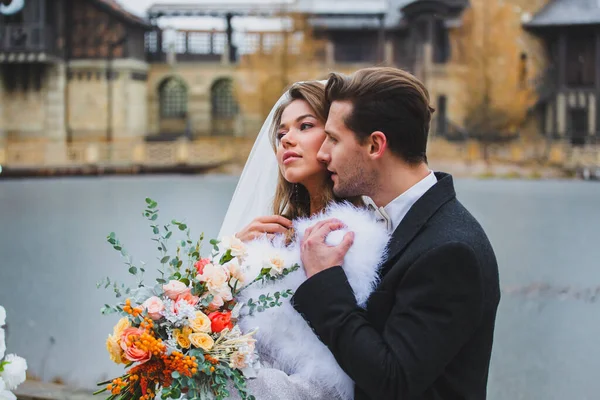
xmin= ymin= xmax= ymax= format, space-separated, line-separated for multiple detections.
xmin=237 ymin=203 xmax=391 ymax=400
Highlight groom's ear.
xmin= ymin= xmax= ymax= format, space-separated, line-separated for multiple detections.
xmin=367 ymin=131 xmax=387 ymax=160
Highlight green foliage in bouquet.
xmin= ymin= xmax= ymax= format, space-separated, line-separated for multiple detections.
xmin=95 ymin=198 xmax=299 ymax=400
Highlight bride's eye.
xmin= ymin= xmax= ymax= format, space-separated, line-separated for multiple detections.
xmin=276 ymin=132 xmax=286 ymax=141
xmin=300 ymin=123 xmax=313 ymax=131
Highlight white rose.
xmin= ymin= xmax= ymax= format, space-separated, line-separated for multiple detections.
xmin=0 ymin=389 xmax=16 ymax=400
xmin=220 ymin=236 xmax=247 ymax=259
xmin=0 ymin=306 xmax=5 ymax=327
xmin=197 ymin=263 xmax=229 ymax=292
xmin=0 ymin=329 xmax=5 ymax=360
xmin=1 ymin=354 xmax=27 ymax=390
xmin=264 ymin=254 xmax=285 ymax=277
xmin=224 ymin=259 xmax=246 ymax=288
xmin=229 ymin=351 xmax=248 ymax=369
xmin=0 ymin=379 xmax=16 ymax=400
xmin=210 ymin=283 xmax=233 ymax=302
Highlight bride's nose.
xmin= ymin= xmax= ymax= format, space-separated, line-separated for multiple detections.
xmin=281 ymin=133 xmax=295 ymax=148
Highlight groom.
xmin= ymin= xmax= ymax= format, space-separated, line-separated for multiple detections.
xmin=292 ymin=67 xmax=500 ymax=399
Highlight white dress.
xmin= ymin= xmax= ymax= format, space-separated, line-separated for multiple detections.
xmin=233 ymin=203 xmax=391 ymax=400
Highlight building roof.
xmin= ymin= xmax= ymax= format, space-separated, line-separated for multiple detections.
xmin=93 ymin=0 xmax=153 ymax=28
xmin=147 ymin=0 xmax=415 ymax=29
xmin=147 ymin=1 xmax=391 ymax=19
xmin=146 ymin=0 xmax=468 ymax=30
xmin=309 ymin=0 xmax=413 ymax=30
xmin=525 ymin=0 xmax=600 ymax=28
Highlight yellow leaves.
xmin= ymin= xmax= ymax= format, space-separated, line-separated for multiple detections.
xmin=451 ymin=0 xmax=538 ymax=133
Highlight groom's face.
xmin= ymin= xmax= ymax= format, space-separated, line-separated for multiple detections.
xmin=319 ymin=101 xmax=375 ymax=198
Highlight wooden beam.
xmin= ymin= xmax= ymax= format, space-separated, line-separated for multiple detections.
xmin=595 ymin=29 xmax=600 ymax=137
xmin=558 ymin=31 xmax=567 ymax=89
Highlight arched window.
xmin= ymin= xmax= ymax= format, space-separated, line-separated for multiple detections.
xmin=159 ymin=77 xmax=187 ymax=119
xmin=211 ymin=78 xmax=239 ymax=135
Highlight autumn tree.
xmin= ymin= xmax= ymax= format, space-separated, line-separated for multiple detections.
xmin=452 ymin=0 xmax=539 ymax=160
xmin=235 ymin=12 xmax=327 ymax=121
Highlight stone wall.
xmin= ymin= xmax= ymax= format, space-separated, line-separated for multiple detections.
xmin=421 ymin=0 xmax=551 ymax=136
xmin=147 ymin=62 xmax=255 ymax=137
xmin=67 ymin=59 xmax=149 ymax=141
xmin=0 ymin=63 xmax=66 ymax=142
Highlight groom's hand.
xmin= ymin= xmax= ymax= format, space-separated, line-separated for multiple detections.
xmin=301 ymin=219 xmax=355 ymax=278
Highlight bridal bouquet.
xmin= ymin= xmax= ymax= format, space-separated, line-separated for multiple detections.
xmin=96 ymin=198 xmax=298 ymax=400
xmin=0 ymin=306 xmax=28 ymax=400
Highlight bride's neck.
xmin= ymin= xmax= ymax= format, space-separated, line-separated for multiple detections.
xmin=309 ymin=193 xmax=327 ymax=216
xmin=300 ymin=179 xmax=329 ymax=216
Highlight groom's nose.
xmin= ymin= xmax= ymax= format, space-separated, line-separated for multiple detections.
xmin=317 ymin=146 xmax=330 ymax=165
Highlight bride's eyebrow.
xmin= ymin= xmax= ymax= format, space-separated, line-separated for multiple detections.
xmin=295 ymin=114 xmax=317 ymax=122
xmin=279 ymin=114 xmax=317 ymax=130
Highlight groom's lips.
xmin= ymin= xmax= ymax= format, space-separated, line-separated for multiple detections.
xmin=282 ymin=151 xmax=301 ymax=165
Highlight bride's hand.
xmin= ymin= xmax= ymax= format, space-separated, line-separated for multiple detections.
xmin=235 ymin=215 xmax=293 ymax=242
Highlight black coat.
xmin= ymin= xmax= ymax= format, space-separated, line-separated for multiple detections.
xmin=292 ymin=172 xmax=500 ymax=400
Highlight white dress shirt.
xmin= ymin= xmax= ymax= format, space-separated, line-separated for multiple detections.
xmin=364 ymin=171 xmax=438 ymax=233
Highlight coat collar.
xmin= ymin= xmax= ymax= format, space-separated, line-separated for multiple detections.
xmin=380 ymin=172 xmax=456 ymax=274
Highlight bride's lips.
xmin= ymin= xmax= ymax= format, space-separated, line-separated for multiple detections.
xmin=282 ymin=151 xmax=301 ymax=165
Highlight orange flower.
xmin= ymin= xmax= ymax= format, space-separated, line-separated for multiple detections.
xmin=120 ymin=327 xmax=152 ymax=364
xmin=208 ymin=311 xmax=233 ymax=333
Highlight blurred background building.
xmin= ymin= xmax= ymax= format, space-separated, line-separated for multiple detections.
xmin=0 ymin=0 xmax=599 ymax=174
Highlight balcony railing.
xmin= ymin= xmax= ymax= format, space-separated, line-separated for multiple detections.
xmin=0 ymin=24 xmax=56 ymax=54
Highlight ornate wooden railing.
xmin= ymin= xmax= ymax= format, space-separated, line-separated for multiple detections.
xmin=0 ymin=24 xmax=56 ymax=53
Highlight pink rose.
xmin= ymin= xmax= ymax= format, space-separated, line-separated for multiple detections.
xmin=142 ymin=296 xmax=165 ymax=320
xmin=195 ymin=258 xmax=211 ymax=275
xmin=162 ymin=280 xmax=188 ymax=300
xmin=175 ymin=289 xmax=200 ymax=311
xmin=120 ymin=327 xmax=152 ymax=364
xmin=202 ymin=293 xmax=224 ymax=311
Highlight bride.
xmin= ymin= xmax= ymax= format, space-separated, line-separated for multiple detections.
xmin=219 ymin=81 xmax=391 ymax=400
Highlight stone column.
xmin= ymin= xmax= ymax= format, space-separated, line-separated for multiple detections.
xmin=44 ymin=62 xmax=67 ymax=165
xmin=0 ymin=69 xmax=5 ymax=144
xmin=44 ymin=62 xmax=67 ymax=141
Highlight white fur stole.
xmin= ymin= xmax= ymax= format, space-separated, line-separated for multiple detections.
xmin=236 ymin=202 xmax=391 ymax=400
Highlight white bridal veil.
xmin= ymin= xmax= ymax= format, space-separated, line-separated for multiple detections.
xmin=218 ymin=91 xmax=290 ymax=237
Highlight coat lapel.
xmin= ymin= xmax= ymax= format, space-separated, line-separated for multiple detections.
xmin=380 ymin=172 xmax=457 ymax=276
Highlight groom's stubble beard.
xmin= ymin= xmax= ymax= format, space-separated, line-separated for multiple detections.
xmin=332 ymin=162 xmax=378 ymax=199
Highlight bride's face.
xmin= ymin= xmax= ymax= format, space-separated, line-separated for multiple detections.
xmin=276 ymin=99 xmax=327 ymax=185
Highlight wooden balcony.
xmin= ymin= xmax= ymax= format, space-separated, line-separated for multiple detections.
xmin=0 ymin=24 xmax=60 ymax=62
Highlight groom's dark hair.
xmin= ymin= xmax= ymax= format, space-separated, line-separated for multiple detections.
xmin=325 ymin=67 xmax=434 ymax=165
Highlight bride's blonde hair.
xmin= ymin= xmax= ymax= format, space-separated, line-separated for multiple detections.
xmin=269 ymin=81 xmax=361 ymax=219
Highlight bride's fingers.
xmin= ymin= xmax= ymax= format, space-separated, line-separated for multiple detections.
xmin=256 ymin=215 xmax=293 ymax=228
xmin=253 ymin=223 xmax=290 ymax=234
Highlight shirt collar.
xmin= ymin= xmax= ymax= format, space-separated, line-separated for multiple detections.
xmin=383 ymin=171 xmax=438 ymax=233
